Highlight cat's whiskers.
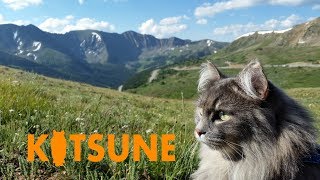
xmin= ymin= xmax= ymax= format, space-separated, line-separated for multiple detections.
xmin=226 ymin=140 xmax=260 ymax=160
xmin=222 ymin=140 xmax=244 ymax=159
xmin=221 ymin=148 xmax=234 ymax=176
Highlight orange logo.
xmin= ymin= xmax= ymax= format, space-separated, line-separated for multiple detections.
xmin=50 ymin=130 xmax=67 ymax=166
xmin=27 ymin=131 xmax=175 ymax=166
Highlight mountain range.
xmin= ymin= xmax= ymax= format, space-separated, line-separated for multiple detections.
xmin=123 ymin=17 xmax=320 ymax=96
xmin=216 ymin=17 xmax=320 ymax=65
xmin=0 ymin=24 xmax=228 ymax=87
xmin=227 ymin=17 xmax=320 ymax=51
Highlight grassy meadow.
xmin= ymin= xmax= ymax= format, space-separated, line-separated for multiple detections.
xmin=0 ymin=64 xmax=320 ymax=179
xmin=0 ymin=66 xmax=198 ymax=179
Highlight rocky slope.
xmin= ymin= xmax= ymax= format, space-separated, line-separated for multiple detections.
xmin=0 ymin=24 xmax=228 ymax=87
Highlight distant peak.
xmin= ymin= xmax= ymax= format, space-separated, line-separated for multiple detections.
xmin=122 ymin=30 xmax=140 ymax=35
xmin=236 ymin=28 xmax=292 ymax=40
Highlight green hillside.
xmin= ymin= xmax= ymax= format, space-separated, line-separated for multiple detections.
xmin=126 ymin=67 xmax=320 ymax=99
xmin=208 ymin=46 xmax=320 ymax=67
xmin=0 ymin=66 xmax=198 ymax=179
xmin=158 ymin=18 xmax=320 ymax=68
xmin=161 ymin=41 xmax=320 ymax=68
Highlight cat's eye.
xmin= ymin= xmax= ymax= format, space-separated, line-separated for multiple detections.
xmin=218 ymin=111 xmax=231 ymax=121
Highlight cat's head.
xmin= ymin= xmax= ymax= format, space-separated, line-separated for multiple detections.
xmin=195 ymin=60 xmax=270 ymax=160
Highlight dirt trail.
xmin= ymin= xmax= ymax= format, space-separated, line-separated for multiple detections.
xmin=171 ymin=62 xmax=320 ymax=71
xmin=145 ymin=62 xmax=320 ymax=86
xmin=148 ymin=69 xmax=160 ymax=83
xmin=118 ymin=85 xmax=123 ymax=92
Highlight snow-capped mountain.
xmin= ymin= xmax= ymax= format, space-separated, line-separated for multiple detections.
xmin=235 ymin=28 xmax=292 ymax=40
xmin=0 ymin=24 xmax=228 ymax=87
xmin=226 ymin=17 xmax=320 ymax=52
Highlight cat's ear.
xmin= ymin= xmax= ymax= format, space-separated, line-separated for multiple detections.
xmin=198 ymin=61 xmax=224 ymax=92
xmin=238 ymin=60 xmax=268 ymax=100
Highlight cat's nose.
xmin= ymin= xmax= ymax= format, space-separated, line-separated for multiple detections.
xmin=195 ymin=129 xmax=206 ymax=136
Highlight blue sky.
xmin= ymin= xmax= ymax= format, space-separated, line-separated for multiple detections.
xmin=0 ymin=0 xmax=319 ymax=42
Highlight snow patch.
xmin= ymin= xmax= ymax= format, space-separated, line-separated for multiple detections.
xmin=91 ymin=32 xmax=102 ymax=42
xmin=32 ymin=41 xmax=41 ymax=51
xmin=236 ymin=28 xmax=292 ymax=40
xmin=207 ymin=40 xmax=214 ymax=47
xmin=27 ymin=53 xmax=37 ymax=60
xmin=274 ymin=28 xmax=292 ymax=33
xmin=16 ymin=38 xmax=24 ymax=53
xmin=80 ymin=40 xmax=86 ymax=47
xmin=16 ymin=50 xmax=23 ymax=55
xmin=13 ymin=31 xmax=18 ymax=40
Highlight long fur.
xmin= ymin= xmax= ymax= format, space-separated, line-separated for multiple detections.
xmin=192 ymin=61 xmax=318 ymax=180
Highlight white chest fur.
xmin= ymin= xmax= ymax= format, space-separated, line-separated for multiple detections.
xmin=192 ymin=144 xmax=271 ymax=180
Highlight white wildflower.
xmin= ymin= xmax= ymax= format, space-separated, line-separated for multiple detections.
xmin=146 ymin=129 xmax=153 ymax=133
xmin=121 ymin=125 xmax=129 ymax=129
xmin=9 ymin=109 xmax=14 ymax=113
xmin=76 ymin=117 xmax=84 ymax=122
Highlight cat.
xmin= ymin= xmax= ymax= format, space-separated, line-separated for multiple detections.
xmin=51 ymin=130 xmax=67 ymax=167
xmin=191 ymin=60 xmax=320 ymax=180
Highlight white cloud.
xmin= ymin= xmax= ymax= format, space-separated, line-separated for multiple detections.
xmin=38 ymin=16 xmax=115 ymax=33
xmin=308 ymin=17 xmax=317 ymax=21
xmin=212 ymin=14 xmax=304 ymax=41
xmin=159 ymin=15 xmax=188 ymax=25
xmin=312 ymin=4 xmax=320 ymax=10
xmin=78 ymin=0 xmax=84 ymax=5
xmin=0 ymin=14 xmax=4 ymax=22
xmin=196 ymin=18 xmax=208 ymax=25
xmin=269 ymin=0 xmax=307 ymax=6
xmin=0 ymin=14 xmax=30 ymax=25
xmin=280 ymin=14 xmax=301 ymax=28
xmin=138 ymin=16 xmax=188 ymax=38
xmin=195 ymin=0 xmax=258 ymax=18
xmin=2 ymin=0 xmax=42 ymax=10
xmin=195 ymin=0 xmax=314 ymax=18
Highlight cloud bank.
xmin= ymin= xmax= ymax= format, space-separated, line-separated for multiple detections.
xmin=138 ymin=15 xmax=188 ymax=38
xmin=38 ymin=15 xmax=115 ymax=33
xmin=2 ymin=0 xmax=42 ymax=10
xmin=212 ymin=14 xmax=303 ymax=41
xmin=195 ymin=0 xmax=315 ymax=18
